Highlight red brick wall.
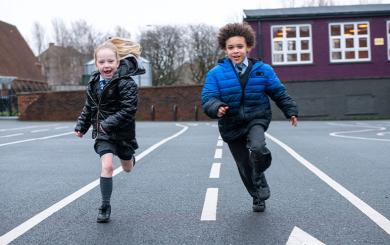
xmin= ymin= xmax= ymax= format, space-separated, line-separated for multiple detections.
xmin=17 ymin=85 xmax=211 ymax=121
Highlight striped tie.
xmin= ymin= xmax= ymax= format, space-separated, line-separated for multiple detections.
xmin=100 ymin=79 xmax=106 ymax=90
xmin=236 ymin=63 xmax=244 ymax=76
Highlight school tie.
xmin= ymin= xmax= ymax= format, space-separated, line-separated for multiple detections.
xmin=100 ymin=79 xmax=106 ymax=90
xmin=236 ymin=63 xmax=245 ymax=76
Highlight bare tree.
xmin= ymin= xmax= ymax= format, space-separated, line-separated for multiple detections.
xmin=52 ymin=18 xmax=71 ymax=47
xmin=69 ymin=20 xmax=104 ymax=59
xmin=304 ymin=0 xmax=335 ymax=6
xmin=139 ymin=25 xmax=186 ymax=86
xmin=112 ymin=26 xmax=132 ymax=39
xmin=185 ymin=24 xmax=224 ymax=84
xmin=32 ymin=21 xmax=46 ymax=55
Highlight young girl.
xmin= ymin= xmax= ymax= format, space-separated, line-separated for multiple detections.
xmin=75 ymin=37 xmax=144 ymax=223
xmin=201 ymin=23 xmax=298 ymax=212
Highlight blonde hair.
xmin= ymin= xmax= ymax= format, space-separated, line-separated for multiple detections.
xmin=108 ymin=37 xmax=142 ymax=59
xmin=94 ymin=42 xmax=120 ymax=62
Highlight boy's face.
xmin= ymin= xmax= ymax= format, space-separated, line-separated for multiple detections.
xmin=95 ymin=48 xmax=119 ymax=80
xmin=224 ymin=36 xmax=252 ymax=64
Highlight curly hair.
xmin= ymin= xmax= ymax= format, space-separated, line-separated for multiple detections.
xmin=217 ymin=22 xmax=256 ymax=50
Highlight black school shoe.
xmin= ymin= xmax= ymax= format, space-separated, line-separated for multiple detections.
xmin=97 ymin=204 xmax=111 ymax=223
xmin=252 ymin=197 xmax=266 ymax=212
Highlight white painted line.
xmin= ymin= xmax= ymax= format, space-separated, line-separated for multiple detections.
xmin=214 ymin=148 xmax=222 ymax=159
xmin=0 ymin=133 xmax=23 ymax=138
xmin=201 ymin=188 xmax=218 ymax=221
xmin=31 ymin=129 xmax=49 ymax=133
xmin=216 ymin=139 xmax=223 ymax=147
xmin=328 ymin=123 xmax=389 ymax=142
xmin=266 ymin=133 xmax=390 ymax=235
xmin=218 ymin=135 xmax=222 ymax=140
xmin=209 ymin=163 xmax=221 ymax=179
xmin=0 ymin=124 xmax=188 ymax=244
xmin=54 ymin=126 xmax=69 ymax=130
xmin=0 ymin=124 xmax=59 ymax=132
xmin=0 ymin=132 xmax=74 ymax=147
xmin=286 ymin=226 xmax=325 ymax=245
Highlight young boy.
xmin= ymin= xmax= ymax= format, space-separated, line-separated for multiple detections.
xmin=201 ymin=23 xmax=298 ymax=212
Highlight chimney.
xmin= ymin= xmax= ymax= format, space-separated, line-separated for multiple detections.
xmin=49 ymin=42 xmax=55 ymax=48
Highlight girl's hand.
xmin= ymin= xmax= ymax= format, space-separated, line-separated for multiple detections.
xmin=75 ymin=131 xmax=84 ymax=138
xmin=290 ymin=116 xmax=298 ymax=127
xmin=217 ymin=106 xmax=229 ymax=118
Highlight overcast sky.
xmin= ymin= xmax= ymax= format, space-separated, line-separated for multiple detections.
xmin=0 ymin=0 xmax=389 ymax=51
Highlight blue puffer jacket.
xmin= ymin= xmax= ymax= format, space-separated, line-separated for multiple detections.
xmin=201 ymin=58 xmax=298 ymax=142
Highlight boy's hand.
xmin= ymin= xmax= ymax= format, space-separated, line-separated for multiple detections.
xmin=217 ymin=106 xmax=229 ymax=118
xmin=75 ymin=131 xmax=84 ymax=138
xmin=290 ymin=116 xmax=298 ymax=127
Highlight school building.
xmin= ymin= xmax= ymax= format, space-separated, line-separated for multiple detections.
xmin=244 ymin=4 xmax=390 ymax=119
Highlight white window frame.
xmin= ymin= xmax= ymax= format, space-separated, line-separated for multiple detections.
xmin=387 ymin=20 xmax=390 ymax=61
xmin=328 ymin=21 xmax=371 ymax=63
xmin=270 ymin=24 xmax=313 ymax=65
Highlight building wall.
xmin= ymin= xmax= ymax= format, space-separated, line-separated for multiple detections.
xmin=16 ymin=79 xmax=390 ymax=121
xmin=248 ymin=15 xmax=390 ymax=82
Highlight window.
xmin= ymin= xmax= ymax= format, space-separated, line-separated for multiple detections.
xmin=387 ymin=21 xmax=390 ymax=60
xmin=271 ymin=24 xmax=313 ymax=65
xmin=329 ymin=21 xmax=370 ymax=63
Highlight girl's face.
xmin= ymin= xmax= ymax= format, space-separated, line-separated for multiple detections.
xmin=95 ymin=48 xmax=119 ymax=79
xmin=224 ymin=36 xmax=252 ymax=64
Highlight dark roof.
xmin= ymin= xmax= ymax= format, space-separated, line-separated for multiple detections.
xmin=0 ymin=21 xmax=44 ymax=81
xmin=244 ymin=4 xmax=390 ymax=20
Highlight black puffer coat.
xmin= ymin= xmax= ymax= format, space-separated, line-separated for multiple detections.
xmin=75 ymin=56 xmax=144 ymax=148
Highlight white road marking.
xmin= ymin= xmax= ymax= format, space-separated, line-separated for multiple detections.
xmin=286 ymin=226 xmax=325 ymax=245
xmin=201 ymin=188 xmax=219 ymax=221
xmin=216 ymin=139 xmax=223 ymax=147
xmin=377 ymin=131 xmax=390 ymax=136
xmin=214 ymin=148 xmax=222 ymax=159
xmin=0 ymin=124 xmax=59 ymax=132
xmin=328 ymin=123 xmax=389 ymax=142
xmin=0 ymin=124 xmax=189 ymax=244
xmin=209 ymin=163 xmax=221 ymax=179
xmin=218 ymin=135 xmax=222 ymax=140
xmin=0 ymin=132 xmax=74 ymax=147
xmin=266 ymin=133 xmax=390 ymax=235
xmin=54 ymin=126 xmax=69 ymax=130
xmin=0 ymin=133 xmax=23 ymax=138
xmin=31 ymin=129 xmax=49 ymax=133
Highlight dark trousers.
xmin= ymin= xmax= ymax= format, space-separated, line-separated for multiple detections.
xmin=227 ymin=125 xmax=271 ymax=199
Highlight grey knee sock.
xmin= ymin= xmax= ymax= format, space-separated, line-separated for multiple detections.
xmin=100 ymin=177 xmax=112 ymax=206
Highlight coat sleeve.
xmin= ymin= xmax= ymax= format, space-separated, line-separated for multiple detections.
xmin=101 ymin=79 xmax=138 ymax=132
xmin=75 ymin=92 xmax=93 ymax=134
xmin=263 ymin=65 xmax=298 ymax=118
xmin=201 ymin=71 xmax=227 ymax=119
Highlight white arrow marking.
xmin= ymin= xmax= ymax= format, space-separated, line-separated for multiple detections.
xmin=286 ymin=226 xmax=325 ymax=245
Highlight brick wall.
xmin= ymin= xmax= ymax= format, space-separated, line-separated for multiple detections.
xmin=17 ymin=85 xmax=210 ymax=121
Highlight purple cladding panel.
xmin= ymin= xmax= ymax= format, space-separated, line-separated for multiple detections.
xmin=248 ymin=16 xmax=390 ymax=82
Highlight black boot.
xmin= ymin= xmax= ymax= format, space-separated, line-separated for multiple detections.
xmin=252 ymin=197 xmax=266 ymax=212
xmin=97 ymin=204 xmax=111 ymax=223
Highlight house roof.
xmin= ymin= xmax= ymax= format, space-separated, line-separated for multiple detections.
xmin=0 ymin=21 xmax=44 ymax=81
xmin=244 ymin=4 xmax=390 ymax=20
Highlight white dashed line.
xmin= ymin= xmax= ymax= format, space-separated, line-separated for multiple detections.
xmin=0 ymin=133 xmax=23 ymax=138
xmin=201 ymin=188 xmax=219 ymax=221
xmin=216 ymin=139 xmax=223 ymax=147
xmin=209 ymin=163 xmax=221 ymax=179
xmin=30 ymin=129 xmax=49 ymax=133
xmin=214 ymin=148 xmax=222 ymax=159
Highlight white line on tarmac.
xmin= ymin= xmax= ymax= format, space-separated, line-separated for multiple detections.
xmin=0 ymin=133 xmax=23 ymax=138
xmin=0 ymin=124 xmax=59 ymax=132
xmin=209 ymin=163 xmax=221 ymax=179
xmin=0 ymin=124 xmax=189 ymax=244
xmin=214 ymin=148 xmax=222 ymax=159
xmin=55 ymin=126 xmax=69 ymax=130
xmin=201 ymin=188 xmax=219 ymax=221
xmin=31 ymin=129 xmax=49 ymax=133
xmin=0 ymin=132 xmax=74 ymax=147
xmin=218 ymin=135 xmax=222 ymax=140
xmin=216 ymin=139 xmax=223 ymax=147
xmin=266 ymin=132 xmax=390 ymax=235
